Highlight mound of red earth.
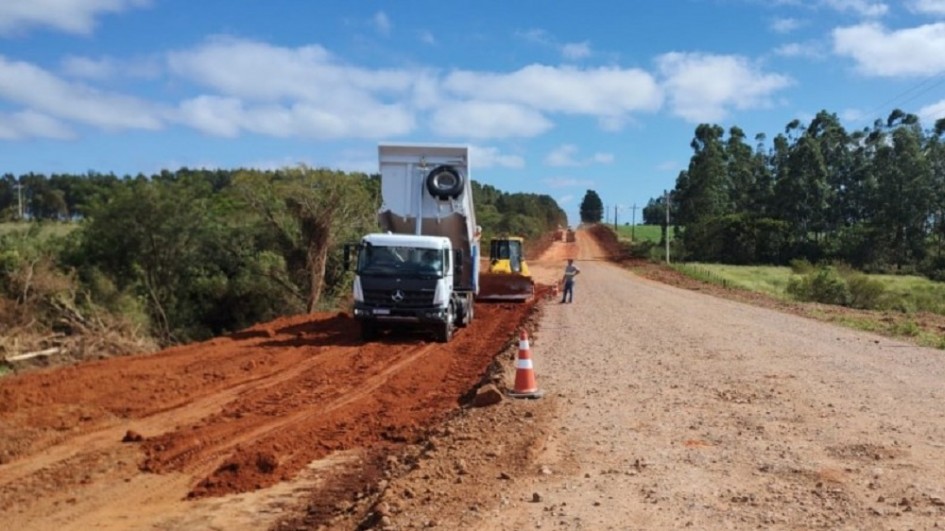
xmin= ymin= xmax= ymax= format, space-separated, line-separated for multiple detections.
xmin=0 ymin=297 xmax=540 ymax=503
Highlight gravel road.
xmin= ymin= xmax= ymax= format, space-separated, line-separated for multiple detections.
xmin=468 ymin=232 xmax=945 ymax=530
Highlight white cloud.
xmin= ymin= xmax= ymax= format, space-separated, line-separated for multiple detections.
xmin=598 ymin=115 xmax=629 ymax=131
xmin=373 ymin=11 xmax=391 ymax=36
xmin=470 ymin=145 xmax=525 ymax=168
xmin=545 ymin=144 xmax=580 ymax=166
xmin=656 ymin=52 xmax=792 ymax=123
xmin=517 ymin=28 xmax=552 ymax=46
xmin=168 ymin=38 xmax=414 ymax=102
xmin=544 ymin=145 xmax=614 ymax=166
xmin=61 ymin=56 xmax=117 ymax=80
xmin=823 ymin=0 xmax=889 ymax=17
xmin=562 ymin=41 xmax=592 ymax=60
xmin=833 ymin=22 xmax=945 ymax=76
xmin=557 ymin=194 xmax=575 ymax=205
xmin=544 ymin=177 xmax=593 ymax=188
xmin=444 ymin=64 xmax=662 ymax=121
xmin=592 ymin=152 xmax=614 ymax=164
xmin=61 ymin=54 xmax=160 ymax=80
xmin=0 ymin=0 xmax=150 ymax=36
xmin=174 ymin=96 xmax=243 ymax=137
xmin=918 ymin=99 xmax=945 ymax=125
xmin=0 ymin=110 xmax=74 ymax=139
xmin=430 ymin=101 xmax=552 ymax=138
xmin=771 ymin=17 xmax=802 ymax=34
xmin=174 ymin=95 xmax=415 ymax=139
xmin=774 ymin=42 xmax=826 ymax=59
xmin=419 ymin=30 xmax=436 ymax=45
xmin=840 ymin=107 xmax=870 ymax=123
xmin=910 ymin=0 xmax=945 ymax=15
xmin=517 ymin=30 xmax=594 ymax=62
xmin=0 ymin=55 xmax=163 ymax=130
xmin=167 ymin=38 xmax=417 ymax=138
xmin=656 ymin=161 xmax=679 ymax=172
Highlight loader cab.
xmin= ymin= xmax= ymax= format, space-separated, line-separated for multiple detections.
xmin=489 ymin=237 xmax=525 ymax=273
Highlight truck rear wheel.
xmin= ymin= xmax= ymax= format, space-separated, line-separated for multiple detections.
xmin=459 ymin=297 xmax=473 ymax=327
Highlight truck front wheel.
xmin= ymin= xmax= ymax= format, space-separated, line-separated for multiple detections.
xmin=436 ymin=303 xmax=455 ymax=343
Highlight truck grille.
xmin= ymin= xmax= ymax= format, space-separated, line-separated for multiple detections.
xmin=363 ymin=289 xmax=435 ymax=308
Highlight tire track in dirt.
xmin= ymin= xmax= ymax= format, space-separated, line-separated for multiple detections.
xmin=141 ymin=342 xmax=441 ymax=496
xmin=0 ymin=295 xmax=538 ymax=528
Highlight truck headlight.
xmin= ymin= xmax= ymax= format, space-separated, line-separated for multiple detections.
xmin=353 ymin=277 xmax=364 ymax=302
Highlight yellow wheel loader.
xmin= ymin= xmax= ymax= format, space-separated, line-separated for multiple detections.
xmin=477 ymin=236 xmax=535 ymax=302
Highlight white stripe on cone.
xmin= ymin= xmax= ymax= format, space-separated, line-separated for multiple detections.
xmin=515 ymin=358 xmax=533 ymax=369
xmin=519 ymin=339 xmax=529 ymax=350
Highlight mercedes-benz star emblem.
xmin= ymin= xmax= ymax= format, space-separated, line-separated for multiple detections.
xmin=391 ymin=290 xmax=405 ymax=303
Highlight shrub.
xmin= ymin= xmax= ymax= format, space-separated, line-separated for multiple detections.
xmin=789 ymin=258 xmax=814 ymax=275
xmin=786 ymin=267 xmax=850 ymax=305
xmin=845 ymin=273 xmax=886 ymax=310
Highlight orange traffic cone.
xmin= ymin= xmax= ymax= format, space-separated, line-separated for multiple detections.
xmin=508 ymin=329 xmax=544 ymax=399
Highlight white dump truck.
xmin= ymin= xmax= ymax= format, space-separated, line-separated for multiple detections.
xmin=346 ymin=144 xmax=479 ymax=342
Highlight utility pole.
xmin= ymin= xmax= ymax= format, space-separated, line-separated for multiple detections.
xmin=664 ymin=190 xmax=671 ymax=264
xmin=14 ymin=180 xmax=23 ymax=220
xmin=630 ymin=203 xmax=637 ymax=242
xmin=613 ymin=204 xmax=618 ymax=231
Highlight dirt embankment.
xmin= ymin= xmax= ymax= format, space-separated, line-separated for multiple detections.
xmin=0 ymin=281 xmax=549 ymax=529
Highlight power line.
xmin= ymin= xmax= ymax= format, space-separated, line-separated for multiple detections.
xmin=857 ymin=71 xmax=945 ymax=125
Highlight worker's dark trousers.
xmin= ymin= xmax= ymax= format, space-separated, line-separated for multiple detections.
xmin=561 ymin=281 xmax=574 ymax=303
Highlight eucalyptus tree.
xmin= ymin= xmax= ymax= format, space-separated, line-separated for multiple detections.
xmin=871 ymin=110 xmax=933 ymax=270
xmin=772 ymin=125 xmax=829 ymax=257
xmin=927 ymin=118 xmax=945 ymax=268
xmin=749 ymin=132 xmax=775 ymax=216
xmin=724 ymin=126 xmax=756 ymax=214
xmin=676 ymin=124 xmax=729 ymax=225
xmin=806 ymin=111 xmax=852 ymax=239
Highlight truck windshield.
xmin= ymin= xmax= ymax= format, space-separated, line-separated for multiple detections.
xmin=358 ymin=246 xmax=445 ymax=277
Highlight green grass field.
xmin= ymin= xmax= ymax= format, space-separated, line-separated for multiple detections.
xmin=673 ymin=263 xmax=794 ymax=299
xmin=668 ymin=262 xmax=945 ymax=348
xmin=613 ymin=224 xmax=671 ymax=243
xmin=677 ymin=262 xmax=945 ymax=315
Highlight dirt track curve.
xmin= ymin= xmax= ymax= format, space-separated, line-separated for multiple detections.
xmin=0 ymin=278 xmax=542 ymax=528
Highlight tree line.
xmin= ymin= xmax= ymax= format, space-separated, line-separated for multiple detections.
xmin=640 ymin=110 xmax=945 ymax=280
xmin=0 ymin=167 xmax=566 ymax=346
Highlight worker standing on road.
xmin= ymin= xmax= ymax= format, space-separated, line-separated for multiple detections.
xmin=560 ymin=258 xmax=580 ymax=303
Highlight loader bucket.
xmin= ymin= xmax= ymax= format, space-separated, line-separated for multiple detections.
xmin=477 ymin=272 xmax=535 ymax=302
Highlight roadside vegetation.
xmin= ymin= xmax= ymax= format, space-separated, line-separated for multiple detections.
xmin=634 ymin=110 xmax=945 ymax=283
xmin=0 ymin=168 xmax=565 ymax=366
xmin=595 ymin=224 xmax=945 ymax=349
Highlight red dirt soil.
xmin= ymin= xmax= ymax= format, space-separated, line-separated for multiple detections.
xmin=0 ymin=295 xmax=541 ymax=508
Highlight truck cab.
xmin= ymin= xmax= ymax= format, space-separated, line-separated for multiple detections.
xmin=352 ymin=233 xmax=461 ymax=342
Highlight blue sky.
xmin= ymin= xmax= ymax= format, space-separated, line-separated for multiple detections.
xmin=2 ymin=1 xmax=945 ymax=225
